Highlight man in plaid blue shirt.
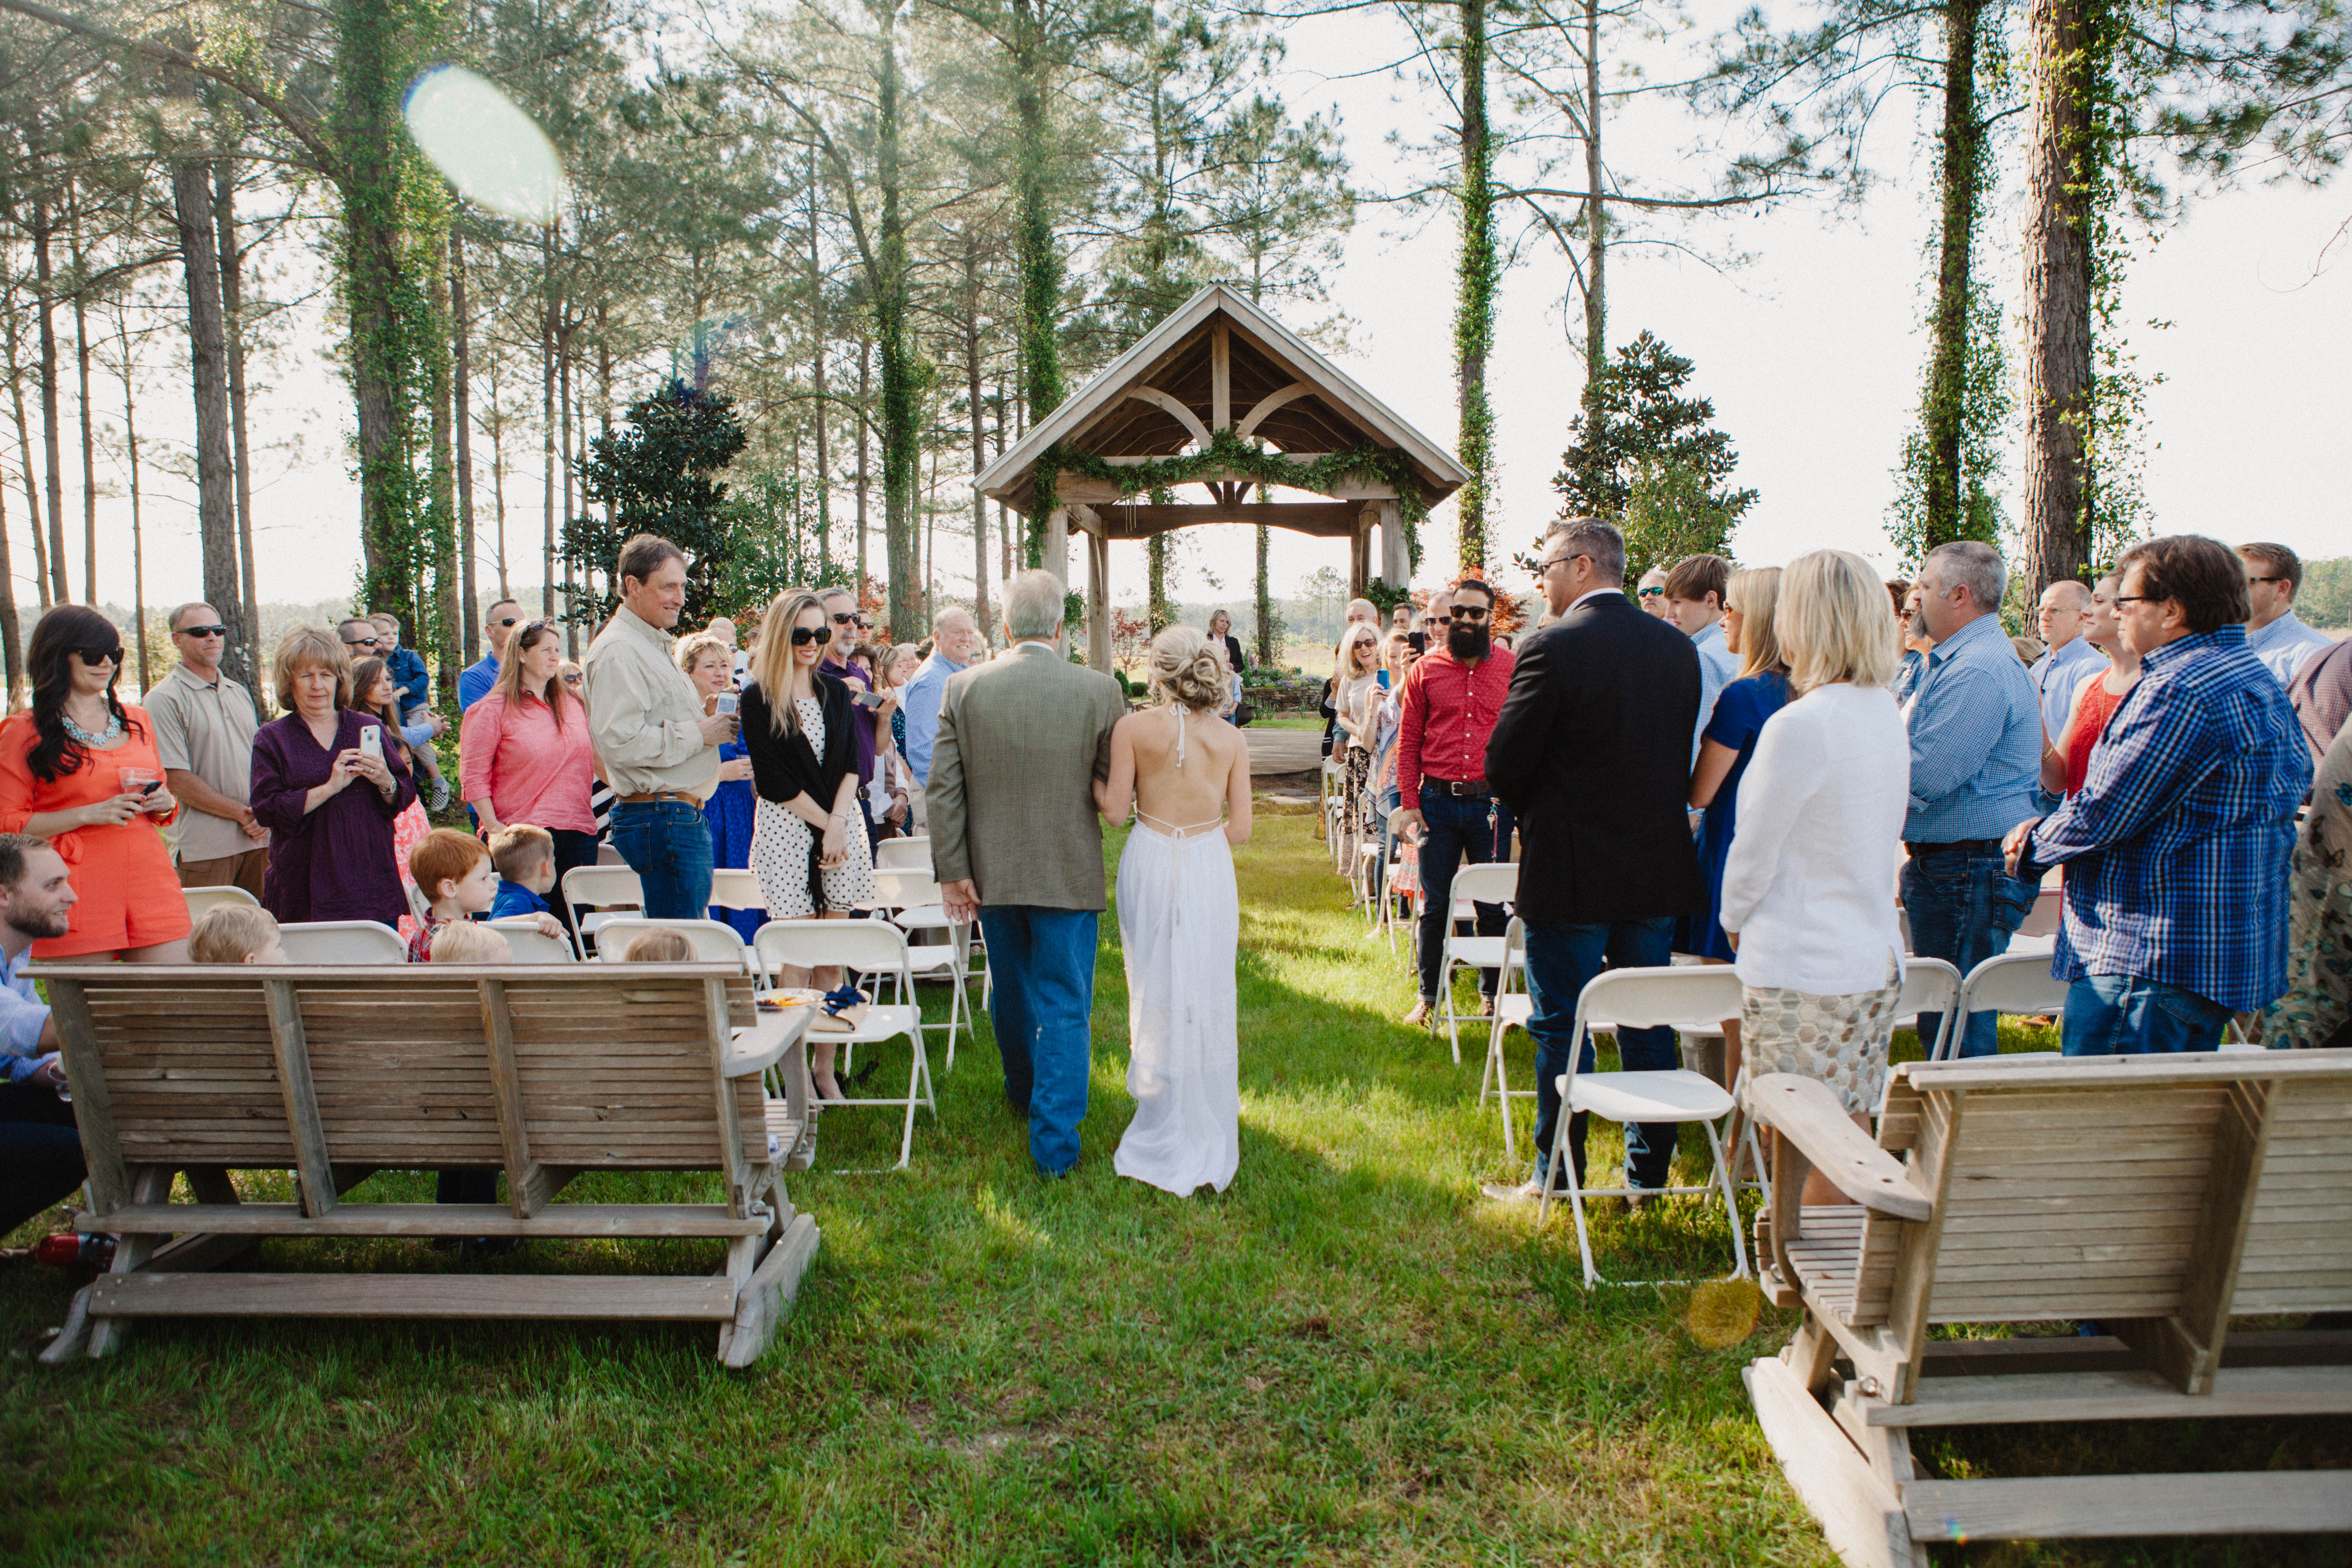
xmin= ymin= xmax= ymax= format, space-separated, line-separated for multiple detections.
xmin=2006 ymin=535 xmax=2312 ymax=1054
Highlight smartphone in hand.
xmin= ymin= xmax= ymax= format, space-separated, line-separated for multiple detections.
xmin=357 ymin=725 xmax=384 ymax=762
xmin=853 ymin=690 xmax=887 ymax=709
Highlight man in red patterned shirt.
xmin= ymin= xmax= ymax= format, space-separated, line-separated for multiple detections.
xmin=1395 ymin=575 xmax=1517 ymax=1026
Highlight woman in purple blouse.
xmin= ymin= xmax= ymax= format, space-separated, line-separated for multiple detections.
xmin=251 ymin=624 xmax=417 ymax=926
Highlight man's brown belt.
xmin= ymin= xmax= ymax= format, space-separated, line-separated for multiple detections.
xmin=617 ymin=789 xmax=702 ymax=807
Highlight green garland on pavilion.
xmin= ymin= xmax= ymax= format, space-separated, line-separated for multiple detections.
xmin=1032 ymin=427 xmax=1427 ymax=576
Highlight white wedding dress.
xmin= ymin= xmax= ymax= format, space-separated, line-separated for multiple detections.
xmin=1112 ymin=713 xmax=1241 ymax=1196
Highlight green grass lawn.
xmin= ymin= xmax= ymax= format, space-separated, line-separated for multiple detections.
xmin=3 ymin=810 xmax=2343 ymax=1565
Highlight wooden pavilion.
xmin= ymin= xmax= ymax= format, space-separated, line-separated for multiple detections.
xmin=974 ymin=285 xmax=1470 ymax=670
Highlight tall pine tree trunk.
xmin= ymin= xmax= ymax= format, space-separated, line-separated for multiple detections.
xmin=964 ymin=252 xmax=991 ymax=632
xmin=452 ymin=227 xmax=478 ymax=662
xmin=1012 ymin=0 xmax=1064 ymax=567
xmin=1581 ymin=0 xmax=1604 ymax=387
xmin=68 ymin=185 xmax=97 ymax=604
xmin=559 ymin=324 xmax=577 ymax=655
xmin=0 ymin=382 xmax=18 ymax=699
xmin=1922 ymin=0 xmax=1986 ymax=549
xmin=120 ymin=313 xmax=149 ymax=693
xmin=2021 ymin=0 xmax=2097 ymax=597
xmin=1453 ymin=0 xmax=1496 ymax=572
xmin=1254 ymin=524 xmax=1273 ymax=667
xmin=876 ymin=4 xmax=922 ymax=635
xmin=427 ymin=235 xmax=461 ymax=695
xmin=855 ymin=335 xmax=870 ymax=589
xmin=5 ymin=279 xmax=52 ymax=611
xmin=214 ymin=158 xmax=262 ymax=670
xmin=169 ymin=151 xmax=249 ymax=687
xmin=32 ymin=197 xmax=69 ymax=604
xmin=540 ymin=227 xmax=557 ymax=620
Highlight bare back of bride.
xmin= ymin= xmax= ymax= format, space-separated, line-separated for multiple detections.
xmin=1095 ymin=625 xmax=1253 ymax=1195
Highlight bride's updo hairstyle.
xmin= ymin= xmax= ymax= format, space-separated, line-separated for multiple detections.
xmin=1147 ymin=625 xmax=1228 ymax=713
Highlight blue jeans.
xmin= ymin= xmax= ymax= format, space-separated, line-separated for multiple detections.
xmin=2062 ymin=974 xmax=2230 ymax=1055
xmin=609 ymin=800 xmax=715 ymax=921
xmin=1902 ymin=845 xmax=2037 ymax=1058
xmin=1524 ymin=918 xmax=1680 ymax=1192
xmin=1415 ymin=787 xmax=1516 ymax=1003
xmin=977 ymin=906 xmax=1099 ymax=1176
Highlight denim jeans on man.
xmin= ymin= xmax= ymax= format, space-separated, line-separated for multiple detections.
xmin=1902 ymin=845 xmax=2036 ymax=1057
xmin=1415 ymin=786 xmax=1516 ymax=1003
xmin=608 ymin=799 xmax=715 ymax=921
xmin=2062 ymin=974 xmax=2231 ymax=1055
xmin=1524 ymin=916 xmax=1681 ymax=1192
xmin=0 ymin=1082 xmax=83 ymax=1236
xmin=977 ymin=906 xmax=1098 ymax=1176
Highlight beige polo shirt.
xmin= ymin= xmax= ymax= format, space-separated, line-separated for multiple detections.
xmin=582 ymin=604 xmax=719 ymax=799
xmin=145 ymin=663 xmax=265 ymax=861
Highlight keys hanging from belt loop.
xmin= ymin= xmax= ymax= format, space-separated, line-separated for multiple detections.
xmin=1487 ymin=799 xmax=1500 ymax=857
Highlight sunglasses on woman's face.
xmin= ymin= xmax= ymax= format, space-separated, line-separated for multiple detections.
xmin=789 ymin=626 xmax=832 ymax=646
xmin=563 ymin=672 xmax=583 ymax=684
xmin=75 ymin=645 xmax=123 ymax=667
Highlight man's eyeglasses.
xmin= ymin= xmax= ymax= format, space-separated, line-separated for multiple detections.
xmin=176 ymin=624 xmax=227 ymax=639
xmin=2248 ymin=575 xmax=2290 ymax=585
xmin=1453 ymin=604 xmax=1491 ymax=621
xmin=342 ymin=635 xmax=381 ymax=649
xmin=1425 ymin=614 xmax=1452 ymax=626
xmin=1635 ymin=583 xmax=1665 ymax=598
xmin=2112 ymin=595 xmax=2154 ymax=606
xmin=789 ymin=626 xmax=832 ymax=646
xmin=493 ymin=615 xmax=520 ymax=629
xmin=829 ymin=612 xmax=856 ymax=625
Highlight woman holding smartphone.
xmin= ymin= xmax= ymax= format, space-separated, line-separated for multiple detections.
xmin=250 ymin=624 xmax=415 ymax=926
xmin=0 ymin=606 xmax=191 ymax=960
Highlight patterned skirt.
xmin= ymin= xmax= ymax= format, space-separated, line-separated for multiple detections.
xmin=1740 ymin=956 xmax=1902 ymax=1116
xmin=2260 ymin=818 xmax=2352 ymax=1050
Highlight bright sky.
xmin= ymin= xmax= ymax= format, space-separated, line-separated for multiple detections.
xmin=49 ymin=9 xmax=2352 ymax=622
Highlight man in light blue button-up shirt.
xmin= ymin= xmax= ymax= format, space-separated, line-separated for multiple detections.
xmin=1901 ymin=542 xmax=2043 ymax=1056
xmin=903 ymin=606 xmax=983 ymax=788
xmin=2028 ymin=580 xmax=2103 ymax=811
xmin=0 ymin=834 xmax=87 ymax=1239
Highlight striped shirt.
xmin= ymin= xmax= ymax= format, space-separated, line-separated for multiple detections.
xmin=1902 ymin=612 xmax=2040 ymax=842
xmin=2020 ymin=623 xmax=2312 ymax=1010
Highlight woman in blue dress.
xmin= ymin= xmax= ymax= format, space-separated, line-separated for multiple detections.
xmin=677 ymin=630 xmax=762 ymax=943
xmin=1686 ymin=567 xmax=1791 ymax=1087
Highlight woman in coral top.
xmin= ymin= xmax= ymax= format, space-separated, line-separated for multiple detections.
xmin=2039 ymin=572 xmax=2143 ymax=800
xmin=0 ymin=606 xmax=192 ymax=959
xmin=458 ymin=618 xmax=600 ymax=926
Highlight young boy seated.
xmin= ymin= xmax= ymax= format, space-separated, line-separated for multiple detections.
xmin=487 ymin=824 xmax=559 ymax=922
xmin=187 ymin=904 xmax=286 ymax=965
xmin=372 ymin=612 xmax=451 ymax=812
xmin=619 ymin=928 xmax=693 ymax=962
xmin=407 ymin=829 xmax=561 ymax=962
xmin=429 ymin=920 xmax=511 ymax=963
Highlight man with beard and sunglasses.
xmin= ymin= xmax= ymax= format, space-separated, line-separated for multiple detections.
xmin=1395 ymin=575 xmax=1517 ymax=1027
xmin=0 ymin=834 xmax=90 ymax=1240
xmin=583 ymin=536 xmax=739 ymax=919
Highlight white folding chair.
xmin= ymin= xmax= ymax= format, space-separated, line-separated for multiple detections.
xmin=1438 ymin=861 xmax=1521 ymax=1064
xmin=277 ymin=921 xmax=408 ymax=964
xmin=754 ymin=919 xmax=934 ymax=1169
xmin=403 ymin=878 xmax=434 ymax=929
xmin=865 ymin=867 xmax=976 ymax=1069
xmin=489 ymin=917 xmax=578 ymax=963
xmin=1942 ymin=951 xmax=2071 ymax=1061
xmin=1479 ymin=918 xmax=1540 ymax=1151
xmin=182 ymin=884 xmax=262 ymax=922
xmin=562 ymin=864 xmax=645 ymax=951
xmin=592 ymin=916 xmax=763 ymax=980
xmin=875 ymin=837 xmax=931 ymax=872
xmin=1892 ymin=956 xmax=1962 ymax=1062
xmin=1534 ymin=965 xmax=1749 ymax=1288
xmin=709 ymin=867 xmax=766 ymax=916
xmin=1321 ymin=758 xmax=1347 ymax=869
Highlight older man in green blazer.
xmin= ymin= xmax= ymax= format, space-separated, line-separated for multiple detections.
xmin=929 ymin=569 xmax=1128 ymax=1176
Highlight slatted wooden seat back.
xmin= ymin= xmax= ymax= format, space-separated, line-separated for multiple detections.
xmin=1744 ymin=1051 xmax=2352 ymax=1566
xmin=41 ymin=962 xmax=818 ymax=1368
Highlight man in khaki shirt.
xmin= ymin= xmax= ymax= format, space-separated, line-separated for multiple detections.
xmin=145 ymin=602 xmax=268 ymax=896
xmin=582 ymin=535 xmax=736 ymax=918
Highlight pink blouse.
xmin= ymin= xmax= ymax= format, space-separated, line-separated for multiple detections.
xmin=458 ymin=688 xmax=597 ymax=834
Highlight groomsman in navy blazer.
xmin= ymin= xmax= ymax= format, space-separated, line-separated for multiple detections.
xmin=1483 ymin=517 xmax=1706 ymax=1203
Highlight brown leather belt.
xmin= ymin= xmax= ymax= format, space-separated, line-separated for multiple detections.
xmin=617 ymin=790 xmax=702 ymax=807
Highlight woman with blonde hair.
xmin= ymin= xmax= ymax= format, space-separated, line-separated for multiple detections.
xmin=1093 ymin=624 xmax=1252 ymax=1195
xmin=743 ymin=590 xmax=877 ymax=1101
xmin=1683 ymin=567 xmax=1793 ymax=1068
xmin=1718 ymin=550 xmax=1906 ymax=1204
xmin=1330 ymin=619 xmax=1383 ymax=861
xmin=249 ymin=624 xmax=415 ymax=926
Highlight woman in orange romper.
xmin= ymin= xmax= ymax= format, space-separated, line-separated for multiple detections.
xmin=0 ymin=606 xmax=192 ymax=959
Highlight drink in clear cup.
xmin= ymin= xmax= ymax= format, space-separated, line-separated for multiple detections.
xmin=115 ymin=765 xmax=157 ymax=797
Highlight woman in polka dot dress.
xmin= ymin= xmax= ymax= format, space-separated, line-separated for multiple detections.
xmin=743 ymin=590 xmax=877 ymax=1100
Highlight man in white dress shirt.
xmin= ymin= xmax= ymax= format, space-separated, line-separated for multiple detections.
xmin=2239 ymin=542 xmax=2335 ymax=687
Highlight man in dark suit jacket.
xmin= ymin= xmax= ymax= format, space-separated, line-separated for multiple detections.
xmin=1484 ymin=518 xmax=1707 ymax=1202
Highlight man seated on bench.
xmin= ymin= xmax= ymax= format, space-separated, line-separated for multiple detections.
xmin=0 ymin=833 xmax=86 ymax=1238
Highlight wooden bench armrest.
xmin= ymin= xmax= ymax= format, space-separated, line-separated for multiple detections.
xmin=1746 ymin=1073 xmax=1932 ymax=1221
xmin=722 ymin=1009 xmax=811 ymax=1079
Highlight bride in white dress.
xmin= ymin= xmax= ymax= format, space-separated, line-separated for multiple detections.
xmin=1096 ymin=625 xmax=1254 ymax=1195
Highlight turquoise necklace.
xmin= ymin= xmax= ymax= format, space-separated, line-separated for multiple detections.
xmin=62 ymin=704 xmax=125 ymax=748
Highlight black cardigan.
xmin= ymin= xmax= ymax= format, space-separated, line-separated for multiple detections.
xmin=742 ymin=673 xmax=857 ymax=811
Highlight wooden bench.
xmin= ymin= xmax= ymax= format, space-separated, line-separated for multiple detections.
xmin=1742 ymin=1051 xmax=2352 ymax=1567
xmin=43 ymin=962 xmax=820 ymax=1368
